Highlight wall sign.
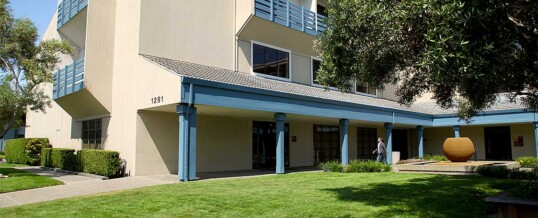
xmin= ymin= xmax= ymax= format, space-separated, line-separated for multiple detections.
xmin=151 ymin=96 xmax=164 ymax=104
xmin=513 ymin=136 xmax=524 ymax=147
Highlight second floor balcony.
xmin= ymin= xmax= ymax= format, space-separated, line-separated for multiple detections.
xmin=53 ymin=59 xmax=85 ymax=99
xmin=254 ymin=0 xmax=327 ymax=36
xmin=57 ymin=0 xmax=88 ymax=29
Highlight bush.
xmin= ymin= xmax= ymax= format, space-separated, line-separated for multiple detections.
xmin=516 ymin=156 xmax=538 ymax=169
xmin=4 ymin=139 xmax=29 ymax=164
xmin=346 ymin=160 xmax=392 ymax=173
xmin=25 ymin=138 xmax=51 ymax=166
xmin=41 ymin=148 xmax=53 ymax=167
xmin=476 ymin=165 xmax=510 ymax=178
xmin=77 ymin=150 xmax=121 ymax=177
xmin=318 ymin=161 xmax=344 ymax=172
xmin=52 ymin=148 xmax=76 ymax=171
xmin=423 ymin=154 xmax=448 ymax=161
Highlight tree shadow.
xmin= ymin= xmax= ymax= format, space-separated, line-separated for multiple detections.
xmin=321 ymin=175 xmax=513 ymax=217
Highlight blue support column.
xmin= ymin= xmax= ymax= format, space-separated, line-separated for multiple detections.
xmin=384 ymin=123 xmax=393 ymax=164
xmin=534 ymin=122 xmax=538 ymax=158
xmin=177 ymin=104 xmax=197 ymax=181
xmin=188 ymin=107 xmax=197 ymax=180
xmin=417 ymin=125 xmax=424 ymax=158
xmin=274 ymin=113 xmax=286 ymax=174
xmin=340 ymin=119 xmax=350 ymax=165
xmin=453 ymin=125 xmax=461 ymax=138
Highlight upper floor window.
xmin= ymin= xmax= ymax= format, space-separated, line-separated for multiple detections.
xmin=312 ymin=58 xmax=337 ymax=89
xmin=82 ymin=119 xmax=102 ymax=150
xmin=317 ymin=4 xmax=328 ymax=17
xmin=252 ymin=42 xmax=290 ymax=81
xmin=356 ymin=82 xmax=377 ymax=96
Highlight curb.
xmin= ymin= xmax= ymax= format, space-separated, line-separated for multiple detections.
xmin=40 ymin=166 xmax=109 ymax=180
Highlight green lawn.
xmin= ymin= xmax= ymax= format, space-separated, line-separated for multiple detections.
xmin=0 ymin=172 xmax=516 ymax=218
xmin=0 ymin=163 xmax=63 ymax=194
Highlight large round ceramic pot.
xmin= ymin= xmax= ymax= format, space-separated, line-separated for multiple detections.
xmin=443 ymin=137 xmax=475 ymax=162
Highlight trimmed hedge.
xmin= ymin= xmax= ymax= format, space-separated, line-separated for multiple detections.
xmin=77 ymin=150 xmax=120 ymax=177
xmin=25 ymin=138 xmax=51 ymax=166
xmin=4 ymin=138 xmax=29 ymax=164
xmin=52 ymin=148 xmax=76 ymax=171
xmin=346 ymin=160 xmax=392 ymax=173
xmin=318 ymin=161 xmax=344 ymax=172
xmin=41 ymin=148 xmax=53 ymax=167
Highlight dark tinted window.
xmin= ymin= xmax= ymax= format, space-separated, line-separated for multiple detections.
xmin=253 ymin=44 xmax=289 ymax=79
xmin=82 ymin=119 xmax=102 ymax=150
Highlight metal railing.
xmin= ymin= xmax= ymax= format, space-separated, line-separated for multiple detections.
xmin=254 ymin=0 xmax=327 ymax=36
xmin=53 ymin=59 xmax=85 ymax=99
xmin=57 ymin=0 xmax=88 ymax=29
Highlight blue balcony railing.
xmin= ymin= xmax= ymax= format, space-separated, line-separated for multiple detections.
xmin=57 ymin=0 xmax=88 ymax=29
xmin=53 ymin=59 xmax=85 ymax=99
xmin=254 ymin=0 xmax=327 ymax=36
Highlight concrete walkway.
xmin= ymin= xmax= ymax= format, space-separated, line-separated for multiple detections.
xmin=0 ymin=167 xmax=177 ymax=208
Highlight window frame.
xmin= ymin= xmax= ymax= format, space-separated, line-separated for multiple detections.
xmin=354 ymin=81 xmax=378 ymax=97
xmin=81 ymin=119 xmax=103 ymax=150
xmin=250 ymin=40 xmax=292 ymax=82
xmin=310 ymin=57 xmax=338 ymax=90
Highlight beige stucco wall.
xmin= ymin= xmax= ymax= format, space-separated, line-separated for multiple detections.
xmin=424 ymin=124 xmax=536 ymax=160
xmin=139 ymin=0 xmax=235 ymax=70
xmin=83 ymin=0 xmax=116 ymax=112
xmin=235 ymin=0 xmax=253 ymax=33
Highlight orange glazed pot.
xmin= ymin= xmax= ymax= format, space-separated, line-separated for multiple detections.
xmin=442 ymin=137 xmax=475 ymax=162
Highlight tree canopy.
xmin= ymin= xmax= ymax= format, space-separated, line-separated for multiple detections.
xmin=0 ymin=0 xmax=73 ymax=138
xmin=314 ymin=0 xmax=537 ymax=120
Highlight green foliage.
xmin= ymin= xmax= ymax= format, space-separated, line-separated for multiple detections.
xmin=510 ymin=180 xmax=538 ymax=200
xmin=516 ymin=156 xmax=538 ymax=169
xmin=0 ymin=0 xmax=73 ymax=139
xmin=0 ymin=165 xmax=63 ymax=193
xmin=4 ymin=138 xmax=28 ymax=164
xmin=346 ymin=160 xmax=392 ymax=173
xmin=51 ymin=148 xmax=76 ymax=171
xmin=76 ymin=150 xmax=120 ymax=177
xmin=318 ymin=160 xmax=344 ymax=172
xmin=423 ymin=154 xmax=448 ymax=161
xmin=24 ymin=138 xmax=50 ymax=166
xmin=477 ymin=165 xmax=538 ymax=180
xmin=40 ymin=148 xmax=52 ymax=167
xmin=315 ymin=0 xmax=538 ymax=120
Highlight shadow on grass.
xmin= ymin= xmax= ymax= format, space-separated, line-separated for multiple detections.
xmin=322 ymin=175 xmax=513 ymax=218
xmin=0 ymin=168 xmax=40 ymax=177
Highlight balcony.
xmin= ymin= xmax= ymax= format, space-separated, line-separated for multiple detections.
xmin=254 ymin=0 xmax=327 ymax=36
xmin=53 ymin=59 xmax=85 ymax=99
xmin=57 ymin=0 xmax=88 ymax=29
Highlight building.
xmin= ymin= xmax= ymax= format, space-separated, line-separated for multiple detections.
xmin=26 ymin=0 xmax=537 ymax=180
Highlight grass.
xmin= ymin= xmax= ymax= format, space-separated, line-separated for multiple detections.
xmin=0 ymin=172 xmax=519 ymax=218
xmin=0 ymin=162 xmax=63 ymax=194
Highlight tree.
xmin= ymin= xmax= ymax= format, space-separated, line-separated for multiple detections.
xmin=0 ymin=0 xmax=73 ymax=139
xmin=314 ymin=0 xmax=537 ymax=121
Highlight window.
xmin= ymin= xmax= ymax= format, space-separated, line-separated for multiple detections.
xmin=313 ymin=125 xmax=340 ymax=165
xmin=317 ymin=4 xmax=328 ymax=17
xmin=356 ymin=82 xmax=376 ymax=95
xmin=252 ymin=42 xmax=290 ymax=80
xmin=82 ymin=119 xmax=102 ymax=150
xmin=357 ymin=127 xmax=378 ymax=160
xmin=311 ymin=58 xmax=337 ymax=88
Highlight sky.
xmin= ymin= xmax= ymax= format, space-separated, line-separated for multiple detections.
xmin=9 ymin=0 xmax=57 ymax=40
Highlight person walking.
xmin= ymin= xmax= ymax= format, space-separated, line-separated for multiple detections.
xmin=373 ymin=138 xmax=386 ymax=163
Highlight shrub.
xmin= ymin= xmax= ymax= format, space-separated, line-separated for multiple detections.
xmin=516 ymin=156 xmax=538 ymax=169
xmin=4 ymin=139 xmax=29 ymax=164
xmin=346 ymin=160 xmax=392 ymax=173
xmin=41 ymin=148 xmax=53 ymax=167
xmin=423 ymin=154 xmax=448 ymax=161
xmin=318 ymin=161 xmax=344 ymax=172
xmin=0 ymin=154 xmax=4 ymax=160
xmin=25 ymin=138 xmax=51 ymax=166
xmin=510 ymin=180 xmax=538 ymax=200
xmin=0 ymin=151 xmax=4 ymax=155
xmin=52 ymin=148 xmax=76 ymax=171
xmin=77 ymin=150 xmax=121 ymax=177
xmin=476 ymin=165 xmax=510 ymax=178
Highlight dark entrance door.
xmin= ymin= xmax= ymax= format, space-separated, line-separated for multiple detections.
xmin=252 ymin=121 xmax=290 ymax=169
xmin=484 ymin=127 xmax=512 ymax=160
xmin=392 ymin=129 xmax=408 ymax=160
